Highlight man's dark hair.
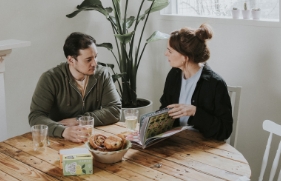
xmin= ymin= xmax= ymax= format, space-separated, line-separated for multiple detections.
xmin=63 ymin=32 xmax=96 ymax=59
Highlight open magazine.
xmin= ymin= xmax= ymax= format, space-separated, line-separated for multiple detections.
xmin=126 ymin=108 xmax=189 ymax=149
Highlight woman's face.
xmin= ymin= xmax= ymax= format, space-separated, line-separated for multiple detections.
xmin=164 ymin=41 xmax=186 ymax=69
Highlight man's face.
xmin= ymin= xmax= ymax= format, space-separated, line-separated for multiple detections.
xmin=72 ymin=43 xmax=98 ymax=75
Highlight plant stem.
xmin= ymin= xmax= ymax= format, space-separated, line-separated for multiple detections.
xmin=137 ymin=43 xmax=147 ymax=69
xmin=110 ymin=50 xmax=119 ymax=67
xmin=123 ymin=0 xmax=128 ymax=34
xmin=129 ymin=0 xmax=145 ymax=62
xmin=108 ymin=17 xmax=118 ymax=32
xmin=111 ymin=68 xmax=122 ymax=97
xmin=112 ymin=0 xmax=122 ymax=33
xmin=110 ymin=24 xmax=121 ymax=69
xmin=134 ymin=0 xmax=155 ymax=68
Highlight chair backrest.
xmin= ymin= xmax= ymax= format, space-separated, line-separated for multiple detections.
xmin=259 ymin=120 xmax=281 ymax=181
xmin=227 ymin=86 xmax=242 ymax=148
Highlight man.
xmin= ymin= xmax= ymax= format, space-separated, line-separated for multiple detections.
xmin=29 ymin=32 xmax=121 ymax=143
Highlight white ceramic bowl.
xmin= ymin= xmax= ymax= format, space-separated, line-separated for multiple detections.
xmin=85 ymin=140 xmax=131 ymax=163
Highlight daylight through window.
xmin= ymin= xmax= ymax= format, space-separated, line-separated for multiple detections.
xmin=162 ymin=0 xmax=279 ymax=21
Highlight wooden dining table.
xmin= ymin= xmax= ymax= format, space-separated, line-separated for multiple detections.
xmin=0 ymin=122 xmax=251 ymax=181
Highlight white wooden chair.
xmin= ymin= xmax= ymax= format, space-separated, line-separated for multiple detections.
xmin=226 ymin=86 xmax=242 ymax=148
xmin=259 ymin=120 xmax=281 ymax=181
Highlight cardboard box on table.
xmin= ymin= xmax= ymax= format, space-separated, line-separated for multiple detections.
xmin=59 ymin=148 xmax=93 ymax=176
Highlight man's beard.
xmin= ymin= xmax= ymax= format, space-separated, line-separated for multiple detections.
xmin=76 ymin=67 xmax=95 ymax=76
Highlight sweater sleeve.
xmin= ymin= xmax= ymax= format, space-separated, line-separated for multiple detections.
xmin=28 ymin=72 xmax=65 ymax=138
xmin=84 ymin=70 xmax=121 ymax=126
xmin=160 ymin=68 xmax=181 ymax=109
xmin=190 ymin=80 xmax=233 ymax=141
xmin=160 ymin=73 xmax=171 ymax=109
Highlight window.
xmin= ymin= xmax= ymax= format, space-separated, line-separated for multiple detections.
xmin=162 ymin=0 xmax=279 ymax=21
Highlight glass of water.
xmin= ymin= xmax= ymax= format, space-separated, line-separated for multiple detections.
xmin=31 ymin=125 xmax=48 ymax=152
xmin=78 ymin=116 xmax=94 ymax=141
xmin=123 ymin=109 xmax=139 ymax=132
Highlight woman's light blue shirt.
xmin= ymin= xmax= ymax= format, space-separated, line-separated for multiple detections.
xmin=179 ymin=67 xmax=203 ymax=126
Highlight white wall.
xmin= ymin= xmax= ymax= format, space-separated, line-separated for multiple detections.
xmin=1 ymin=0 xmax=280 ymax=180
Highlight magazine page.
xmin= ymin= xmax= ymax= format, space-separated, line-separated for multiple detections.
xmin=126 ymin=108 xmax=190 ymax=149
xmin=139 ymin=108 xmax=170 ymax=144
xmin=142 ymin=109 xmax=174 ymax=143
xmin=127 ymin=126 xmax=190 ymax=149
xmin=139 ymin=116 xmax=149 ymax=145
xmin=144 ymin=126 xmax=190 ymax=146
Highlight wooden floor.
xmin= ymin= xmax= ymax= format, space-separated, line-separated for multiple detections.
xmin=0 ymin=123 xmax=251 ymax=180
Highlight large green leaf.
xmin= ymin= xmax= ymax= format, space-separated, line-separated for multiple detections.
xmin=112 ymin=0 xmax=121 ymax=18
xmin=104 ymin=7 xmax=113 ymax=13
xmin=112 ymin=73 xmax=126 ymax=82
xmin=77 ymin=0 xmax=102 ymax=9
xmin=115 ymin=31 xmax=135 ymax=44
xmin=66 ymin=9 xmax=83 ymax=18
xmin=66 ymin=6 xmax=109 ymax=18
xmin=96 ymin=43 xmax=113 ymax=50
xmin=138 ymin=0 xmax=169 ymax=21
xmin=97 ymin=62 xmax=114 ymax=69
xmin=66 ymin=0 xmax=111 ymax=18
xmin=146 ymin=31 xmax=170 ymax=43
xmin=137 ymin=13 xmax=146 ymax=22
xmin=108 ymin=15 xmax=117 ymax=25
xmin=126 ymin=16 xmax=135 ymax=29
xmin=145 ymin=0 xmax=169 ymax=14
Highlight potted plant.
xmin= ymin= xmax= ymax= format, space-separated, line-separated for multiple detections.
xmin=66 ymin=0 xmax=170 ymax=109
xmin=252 ymin=8 xmax=261 ymax=20
xmin=231 ymin=7 xmax=241 ymax=19
xmin=242 ymin=2 xmax=251 ymax=19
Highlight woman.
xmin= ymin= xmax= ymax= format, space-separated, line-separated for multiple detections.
xmin=160 ymin=24 xmax=233 ymax=141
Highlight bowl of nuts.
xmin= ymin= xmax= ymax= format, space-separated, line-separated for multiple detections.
xmin=85 ymin=134 xmax=131 ymax=163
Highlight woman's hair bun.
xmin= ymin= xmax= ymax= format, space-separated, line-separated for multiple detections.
xmin=195 ymin=23 xmax=213 ymax=41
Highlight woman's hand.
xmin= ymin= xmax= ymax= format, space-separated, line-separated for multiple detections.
xmin=167 ymin=104 xmax=196 ymax=119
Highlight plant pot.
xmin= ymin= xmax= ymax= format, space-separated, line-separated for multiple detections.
xmin=121 ymin=98 xmax=153 ymax=122
xmin=231 ymin=10 xmax=241 ymax=19
xmin=252 ymin=10 xmax=261 ymax=20
xmin=242 ymin=10 xmax=251 ymax=19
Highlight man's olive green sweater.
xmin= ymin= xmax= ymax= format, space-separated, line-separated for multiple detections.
xmin=29 ymin=62 xmax=121 ymax=137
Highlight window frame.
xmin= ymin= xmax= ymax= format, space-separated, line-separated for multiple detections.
xmin=160 ymin=0 xmax=281 ymax=27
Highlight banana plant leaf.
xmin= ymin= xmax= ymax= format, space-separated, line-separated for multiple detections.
xmin=126 ymin=16 xmax=135 ymax=29
xmin=77 ymin=0 xmax=102 ymax=9
xmin=146 ymin=31 xmax=170 ymax=43
xmin=96 ymin=43 xmax=113 ymax=51
xmin=112 ymin=0 xmax=121 ymax=18
xmin=115 ymin=31 xmax=135 ymax=44
xmin=98 ymin=62 xmax=124 ymax=82
xmin=66 ymin=0 xmax=111 ymax=18
xmin=112 ymin=73 xmax=126 ymax=83
xmin=137 ymin=0 xmax=169 ymax=23
xmin=145 ymin=0 xmax=169 ymax=14
xmin=137 ymin=13 xmax=146 ymax=22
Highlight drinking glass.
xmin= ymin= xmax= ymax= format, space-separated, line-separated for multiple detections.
xmin=78 ymin=116 xmax=94 ymax=141
xmin=123 ymin=109 xmax=139 ymax=132
xmin=31 ymin=125 xmax=48 ymax=152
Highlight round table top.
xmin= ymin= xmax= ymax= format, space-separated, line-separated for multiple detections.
xmin=0 ymin=122 xmax=251 ymax=181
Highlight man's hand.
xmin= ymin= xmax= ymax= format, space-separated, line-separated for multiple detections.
xmin=62 ymin=126 xmax=90 ymax=143
xmin=167 ymin=104 xmax=196 ymax=119
xmin=58 ymin=118 xmax=79 ymax=127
